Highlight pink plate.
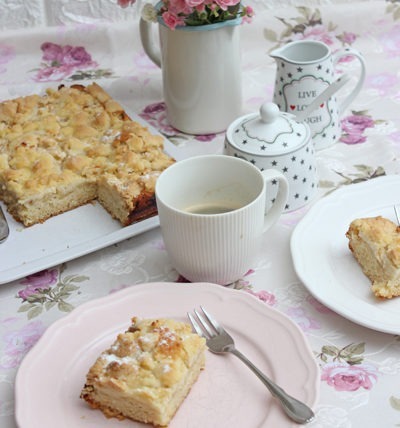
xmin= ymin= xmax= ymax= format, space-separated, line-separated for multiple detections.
xmin=15 ymin=282 xmax=319 ymax=427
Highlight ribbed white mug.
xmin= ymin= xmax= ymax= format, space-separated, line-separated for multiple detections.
xmin=155 ymin=155 xmax=288 ymax=285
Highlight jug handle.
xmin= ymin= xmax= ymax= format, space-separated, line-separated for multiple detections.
xmin=139 ymin=18 xmax=161 ymax=68
xmin=332 ymin=47 xmax=366 ymax=115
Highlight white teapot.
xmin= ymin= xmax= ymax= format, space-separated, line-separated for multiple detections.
xmin=224 ymin=102 xmax=318 ymax=212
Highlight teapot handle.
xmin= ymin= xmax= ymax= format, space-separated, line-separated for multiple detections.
xmin=139 ymin=18 xmax=161 ymax=68
xmin=332 ymin=47 xmax=366 ymax=114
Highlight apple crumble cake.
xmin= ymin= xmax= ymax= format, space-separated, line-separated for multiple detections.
xmin=80 ymin=317 xmax=206 ymax=427
xmin=346 ymin=216 xmax=400 ymax=298
xmin=0 ymin=83 xmax=174 ymax=227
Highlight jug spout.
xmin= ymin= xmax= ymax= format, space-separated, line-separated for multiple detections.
xmin=270 ymin=46 xmax=286 ymax=61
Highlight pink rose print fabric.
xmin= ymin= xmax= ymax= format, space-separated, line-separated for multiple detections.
xmin=32 ymin=42 xmax=112 ymax=82
xmin=321 ymin=362 xmax=378 ymax=392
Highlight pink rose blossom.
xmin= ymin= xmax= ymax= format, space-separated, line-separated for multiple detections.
xmin=291 ymin=24 xmax=337 ymax=46
xmin=1 ymin=320 xmax=45 ymax=369
xmin=18 ymin=269 xmax=58 ymax=300
xmin=365 ymin=72 xmax=398 ymax=95
xmin=342 ymin=31 xmax=357 ymax=44
xmin=215 ymin=0 xmax=240 ymax=10
xmin=340 ymin=114 xmax=374 ymax=145
xmin=61 ymin=46 xmax=94 ymax=67
xmin=41 ymin=42 xmax=65 ymax=64
xmin=379 ymin=24 xmax=400 ymax=57
xmin=287 ymin=306 xmax=320 ymax=331
xmin=162 ymin=11 xmax=186 ymax=30
xmin=185 ymin=0 xmax=205 ymax=8
xmin=321 ymin=362 xmax=378 ymax=392
xmin=195 ymin=134 xmax=217 ymax=142
xmin=0 ymin=44 xmax=15 ymax=73
xmin=34 ymin=65 xmax=74 ymax=82
xmin=117 ymin=0 xmax=136 ymax=7
xmin=244 ymin=289 xmax=277 ymax=305
xmin=306 ymin=295 xmax=335 ymax=314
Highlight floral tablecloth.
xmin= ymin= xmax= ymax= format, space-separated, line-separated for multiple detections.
xmin=1 ymin=1 xmax=400 ymax=427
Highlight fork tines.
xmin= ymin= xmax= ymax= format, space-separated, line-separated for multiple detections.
xmin=394 ymin=205 xmax=400 ymax=225
xmin=187 ymin=307 xmax=221 ymax=338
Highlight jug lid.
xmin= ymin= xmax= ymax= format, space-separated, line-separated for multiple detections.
xmin=226 ymin=102 xmax=310 ymax=156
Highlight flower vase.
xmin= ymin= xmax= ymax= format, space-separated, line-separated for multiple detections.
xmin=140 ymin=16 xmax=243 ymax=135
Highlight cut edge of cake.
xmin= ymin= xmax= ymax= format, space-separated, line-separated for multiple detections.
xmin=346 ymin=215 xmax=400 ymax=299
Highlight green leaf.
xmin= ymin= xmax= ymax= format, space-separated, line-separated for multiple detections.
xmin=27 ymin=306 xmax=43 ymax=319
xmin=321 ymin=345 xmax=338 ymax=356
xmin=45 ymin=301 xmax=57 ymax=311
xmin=58 ymin=301 xmax=74 ymax=312
xmin=342 ymin=342 xmax=365 ymax=356
xmin=60 ymin=284 xmax=80 ymax=293
xmin=394 ymin=6 xmax=400 ymax=20
xmin=390 ymin=396 xmax=400 ymax=411
xmin=346 ymin=356 xmax=364 ymax=365
xmin=18 ymin=303 xmax=32 ymax=312
xmin=264 ymin=29 xmax=278 ymax=42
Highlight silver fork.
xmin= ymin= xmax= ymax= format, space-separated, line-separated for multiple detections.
xmin=188 ymin=307 xmax=315 ymax=425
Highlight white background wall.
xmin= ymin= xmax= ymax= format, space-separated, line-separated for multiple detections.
xmin=0 ymin=0 xmax=380 ymax=30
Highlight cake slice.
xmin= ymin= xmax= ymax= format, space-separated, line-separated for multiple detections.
xmin=80 ymin=317 xmax=206 ymax=427
xmin=346 ymin=216 xmax=400 ymax=298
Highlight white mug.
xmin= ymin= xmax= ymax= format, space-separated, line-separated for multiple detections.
xmin=155 ymin=155 xmax=289 ymax=285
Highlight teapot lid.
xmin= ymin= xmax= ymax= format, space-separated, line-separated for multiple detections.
xmin=227 ymin=102 xmax=310 ymax=156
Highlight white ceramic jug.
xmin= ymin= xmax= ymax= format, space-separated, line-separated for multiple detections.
xmin=271 ymin=40 xmax=366 ymax=150
xmin=140 ymin=18 xmax=243 ymax=135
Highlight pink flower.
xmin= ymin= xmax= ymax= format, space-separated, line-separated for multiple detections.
xmin=340 ymin=133 xmax=367 ymax=144
xmin=1 ymin=320 xmax=45 ymax=369
xmin=61 ymin=46 xmax=94 ymax=67
xmin=0 ymin=43 xmax=15 ymax=70
xmin=162 ymin=11 xmax=186 ymax=30
xmin=342 ymin=31 xmax=357 ymax=44
xmin=321 ymin=362 xmax=378 ymax=392
xmin=41 ymin=42 xmax=65 ymax=64
xmin=140 ymin=102 xmax=177 ymax=136
xmin=244 ymin=288 xmax=276 ymax=305
xmin=287 ymin=306 xmax=320 ymax=331
xmin=117 ymin=0 xmax=136 ymax=7
xmin=291 ymin=24 xmax=337 ymax=46
xmin=379 ymin=24 xmax=400 ymax=57
xmin=340 ymin=114 xmax=374 ymax=145
xmin=185 ymin=0 xmax=204 ymax=8
xmin=306 ymin=295 xmax=335 ymax=314
xmin=366 ymin=72 xmax=398 ymax=95
xmin=18 ymin=269 xmax=58 ymax=300
xmin=195 ymin=134 xmax=217 ymax=142
xmin=215 ymin=0 xmax=240 ymax=10
xmin=33 ymin=64 xmax=74 ymax=82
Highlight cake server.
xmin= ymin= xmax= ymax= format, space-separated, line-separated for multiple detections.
xmin=0 ymin=205 xmax=9 ymax=243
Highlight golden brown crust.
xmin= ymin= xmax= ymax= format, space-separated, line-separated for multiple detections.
xmin=0 ymin=83 xmax=175 ymax=227
xmin=80 ymin=317 xmax=206 ymax=427
xmin=346 ymin=216 xmax=400 ymax=298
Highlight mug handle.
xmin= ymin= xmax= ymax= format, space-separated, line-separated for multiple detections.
xmin=262 ymin=169 xmax=289 ymax=233
xmin=139 ymin=18 xmax=161 ymax=68
xmin=332 ymin=47 xmax=366 ymax=114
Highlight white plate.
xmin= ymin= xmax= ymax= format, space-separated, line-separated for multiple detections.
xmin=15 ymin=282 xmax=319 ymax=428
xmin=0 ymin=113 xmax=183 ymax=285
xmin=291 ymin=175 xmax=400 ymax=334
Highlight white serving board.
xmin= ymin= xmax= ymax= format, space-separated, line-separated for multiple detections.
xmin=0 ymin=113 xmax=184 ymax=284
